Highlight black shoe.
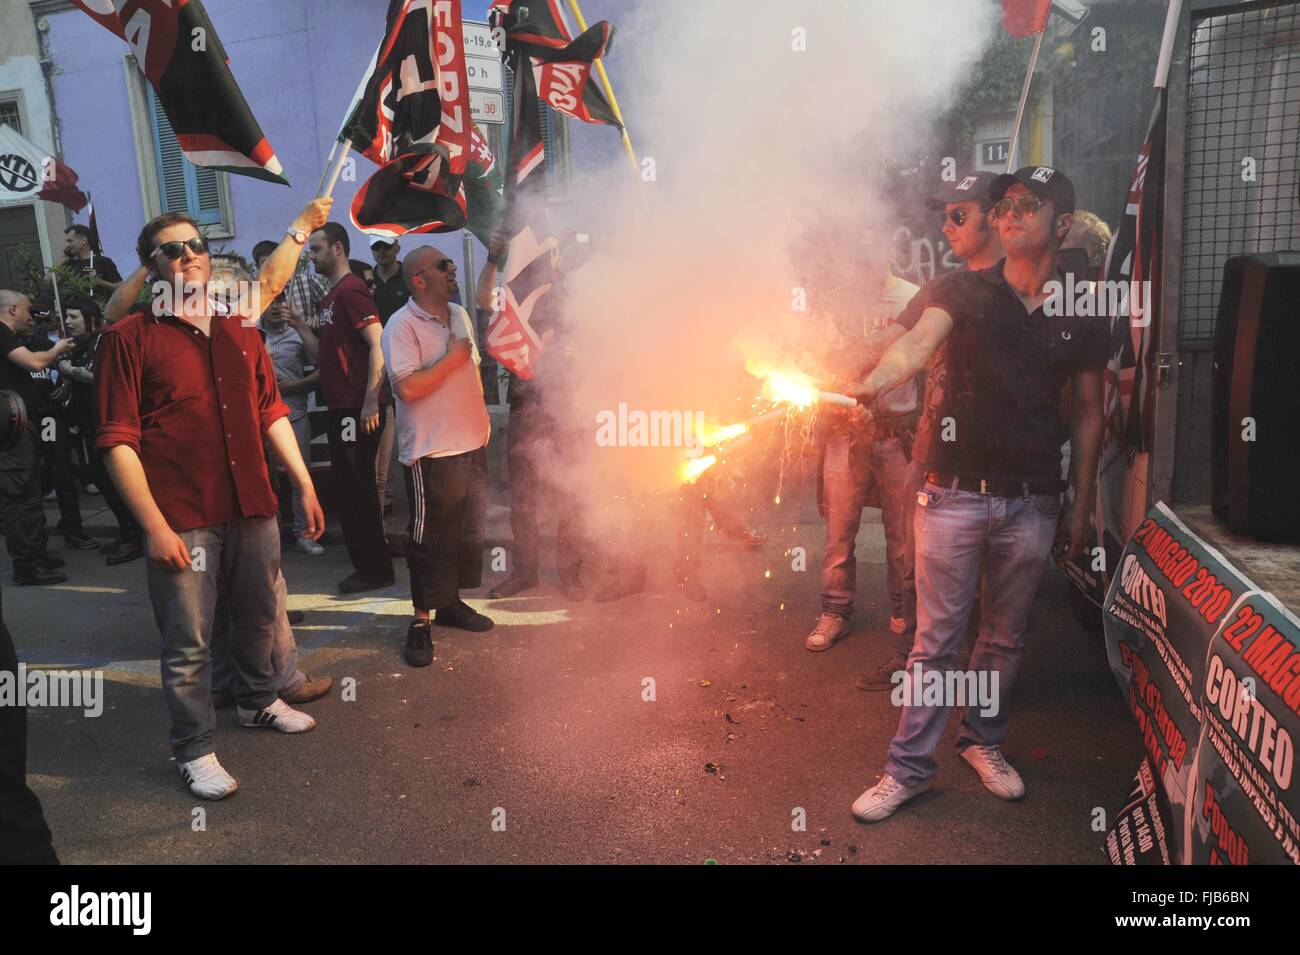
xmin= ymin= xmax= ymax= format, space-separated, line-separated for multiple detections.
xmin=38 ymin=555 xmax=66 ymax=570
xmin=855 ymin=656 xmax=909 ymax=692
xmin=63 ymin=532 xmax=98 ymax=551
xmin=100 ymin=537 xmax=125 ymax=555
xmin=15 ymin=566 xmax=67 ymax=586
xmin=287 ymin=610 xmax=306 ymax=626
xmin=557 ymin=573 xmax=587 ymax=602
xmin=594 ymin=572 xmax=646 ymax=603
xmin=339 ymin=573 xmax=395 ymax=594
xmin=405 ymin=619 xmax=434 ymax=667
xmin=486 ymin=573 xmax=538 ymax=599
xmin=106 ymin=540 xmax=144 ymax=565
xmin=434 ymin=600 xmax=494 ymax=632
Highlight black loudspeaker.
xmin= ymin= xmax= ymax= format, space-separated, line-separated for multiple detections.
xmin=1211 ymin=252 xmax=1300 ymax=541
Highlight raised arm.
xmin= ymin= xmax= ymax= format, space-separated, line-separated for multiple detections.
xmin=254 ymin=198 xmax=334 ymax=324
xmin=847 ymin=306 xmax=954 ymax=404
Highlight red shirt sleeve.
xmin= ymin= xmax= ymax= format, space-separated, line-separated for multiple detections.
xmin=94 ymin=327 xmax=143 ymax=453
xmin=343 ymin=282 xmax=380 ymax=331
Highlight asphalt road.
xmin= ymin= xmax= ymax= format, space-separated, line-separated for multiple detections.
xmin=11 ymin=488 xmax=1142 ymax=864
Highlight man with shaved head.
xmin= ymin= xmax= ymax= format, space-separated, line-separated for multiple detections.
xmin=381 ymin=246 xmax=492 ymax=668
xmin=0 ymin=290 xmax=75 ymax=585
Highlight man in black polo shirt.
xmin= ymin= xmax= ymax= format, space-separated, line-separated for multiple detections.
xmin=847 ymin=166 xmax=1105 ymax=822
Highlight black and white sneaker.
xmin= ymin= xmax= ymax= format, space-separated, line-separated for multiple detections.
xmin=237 ymin=697 xmax=316 ymax=733
xmin=179 ymin=753 xmax=238 ymax=800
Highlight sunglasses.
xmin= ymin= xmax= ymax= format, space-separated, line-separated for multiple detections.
xmin=153 ymin=237 xmax=210 ymax=260
xmin=412 ymin=258 xmax=456 ymax=281
xmin=991 ymin=194 xmax=1044 ymax=220
xmin=940 ymin=209 xmax=971 ymax=227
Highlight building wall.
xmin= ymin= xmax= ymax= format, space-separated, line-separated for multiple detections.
xmin=1 ymin=2 xmax=71 ymax=270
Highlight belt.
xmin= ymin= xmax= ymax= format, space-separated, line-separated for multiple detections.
xmin=925 ymin=471 xmax=1067 ymax=497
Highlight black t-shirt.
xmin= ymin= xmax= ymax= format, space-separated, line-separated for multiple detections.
xmin=24 ymin=333 xmax=57 ymax=405
xmin=0 ymin=323 xmax=39 ymax=418
xmin=372 ymin=268 xmax=411 ymax=325
xmin=66 ymin=255 xmax=122 ymax=304
xmin=914 ymin=260 xmax=1109 ymax=482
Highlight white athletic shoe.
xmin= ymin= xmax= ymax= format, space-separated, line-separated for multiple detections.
xmin=852 ymin=773 xmax=932 ymax=822
xmin=805 ymin=613 xmax=849 ymax=652
xmin=238 ymin=697 xmax=316 ymax=734
xmin=960 ymin=745 xmax=1025 ymax=801
xmin=295 ymin=537 xmax=325 ymax=556
xmin=179 ymin=753 xmax=238 ymax=800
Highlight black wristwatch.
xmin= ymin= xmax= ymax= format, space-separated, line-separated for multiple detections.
xmin=486 ymin=252 xmax=498 ymax=265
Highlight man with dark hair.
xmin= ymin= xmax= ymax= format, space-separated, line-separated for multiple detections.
xmin=854 ymin=171 xmax=1003 ymax=690
xmin=308 ymin=221 xmax=394 ymax=593
xmin=97 ymin=198 xmax=331 ymax=800
xmin=0 ymin=290 xmax=74 ymax=585
xmin=61 ymin=225 xmax=121 ymax=308
xmin=847 ymin=166 xmax=1105 ymax=822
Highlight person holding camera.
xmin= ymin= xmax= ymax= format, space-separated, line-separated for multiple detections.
xmin=0 ymin=291 xmax=75 ymax=585
xmin=54 ymin=297 xmax=142 ymax=563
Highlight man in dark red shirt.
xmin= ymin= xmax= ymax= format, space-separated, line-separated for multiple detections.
xmin=96 ymin=199 xmax=331 ymax=801
xmin=308 ymin=222 xmax=394 ymax=593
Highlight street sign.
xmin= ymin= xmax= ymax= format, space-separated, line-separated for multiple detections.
xmin=462 ymin=21 xmax=502 ymax=62
xmin=471 ymin=90 xmax=505 ymax=125
xmin=467 ymin=58 xmax=503 ymax=92
xmin=981 ymin=140 xmax=1011 ymax=166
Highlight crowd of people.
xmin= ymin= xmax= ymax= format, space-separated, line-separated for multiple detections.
xmin=0 ymin=162 xmax=1118 ymax=833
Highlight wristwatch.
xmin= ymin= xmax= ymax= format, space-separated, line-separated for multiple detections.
xmin=286 ymin=228 xmax=307 ymax=245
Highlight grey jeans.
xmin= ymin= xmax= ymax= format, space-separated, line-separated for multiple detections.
xmin=145 ymin=516 xmax=280 ymax=762
xmin=212 ymin=569 xmax=305 ymax=697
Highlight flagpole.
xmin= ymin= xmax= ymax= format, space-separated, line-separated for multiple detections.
xmin=1005 ymin=30 xmax=1045 ymax=172
xmin=50 ymin=268 xmax=66 ymax=338
xmin=1154 ymin=0 xmax=1184 ymax=90
xmin=319 ymin=141 xmax=351 ymax=199
xmin=316 ymin=141 xmax=340 ymax=196
xmin=563 ymin=0 xmax=639 ymax=179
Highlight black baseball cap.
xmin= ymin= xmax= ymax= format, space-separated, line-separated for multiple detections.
xmin=990 ymin=165 xmax=1076 ymax=214
xmin=926 ymin=171 xmax=996 ymax=210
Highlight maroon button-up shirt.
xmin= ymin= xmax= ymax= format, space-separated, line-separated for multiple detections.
xmin=95 ymin=303 xmax=291 ymax=532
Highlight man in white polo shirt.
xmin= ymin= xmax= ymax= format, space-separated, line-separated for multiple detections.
xmin=380 ymin=247 xmax=493 ymax=668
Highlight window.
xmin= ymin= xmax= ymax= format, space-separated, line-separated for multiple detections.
xmin=146 ymin=87 xmax=224 ymax=226
xmin=124 ymin=55 xmax=233 ymax=237
xmin=0 ymin=99 xmax=21 ymax=136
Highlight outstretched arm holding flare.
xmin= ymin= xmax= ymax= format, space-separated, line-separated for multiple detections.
xmin=846 ymin=306 xmax=954 ymax=405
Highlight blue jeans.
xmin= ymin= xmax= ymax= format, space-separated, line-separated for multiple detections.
xmin=820 ymin=433 xmax=912 ymax=655
xmin=884 ymin=480 xmax=1059 ymax=786
xmin=145 ymin=516 xmax=280 ymax=762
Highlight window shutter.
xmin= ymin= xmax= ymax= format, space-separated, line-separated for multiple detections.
xmin=194 ymin=167 xmax=222 ymax=225
xmin=149 ymin=89 xmax=190 ymax=214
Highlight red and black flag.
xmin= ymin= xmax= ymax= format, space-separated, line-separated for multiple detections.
xmin=1001 ymin=0 xmax=1053 ymax=37
xmin=344 ymin=0 xmax=473 ymax=237
xmin=70 ymin=0 xmax=287 ymax=184
xmin=489 ymin=0 xmax=620 ymax=127
xmin=483 ymin=1 xmax=618 ymax=379
xmin=1101 ymin=88 xmax=1166 ymax=454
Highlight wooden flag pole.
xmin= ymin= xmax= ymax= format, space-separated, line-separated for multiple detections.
xmin=1006 ymin=29 xmax=1045 ymax=172
xmin=1154 ymin=0 xmax=1184 ymax=90
xmin=563 ymin=0 xmax=640 ymax=180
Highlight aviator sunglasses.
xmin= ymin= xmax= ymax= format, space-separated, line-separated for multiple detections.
xmin=991 ymin=194 xmax=1045 ymax=220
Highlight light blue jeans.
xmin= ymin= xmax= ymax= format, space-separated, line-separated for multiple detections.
xmin=884 ymin=479 xmax=1060 ymax=786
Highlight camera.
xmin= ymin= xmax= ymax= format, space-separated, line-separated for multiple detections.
xmin=0 ymin=390 xmax=29 ymax=453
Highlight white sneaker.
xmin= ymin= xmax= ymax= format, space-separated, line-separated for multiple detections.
xmin=889 ymin=615 xmax=907 ymax=635
xmin=295 ymin=536 xmax=325 ymax=556
xmin=238 ymin=697 xmax=316 ymax=734
xmin=852 ymin=773 xmax=932 ymax=822
xmin=179 ymin=753 xmax=238 ymax=800
xmin=960 ymin=745 xmax=1025 ymax=800
xmin=85 ymin=483 xmax=101 ymax=495
xmin=805 ymin=613 xmax=849 ymax=652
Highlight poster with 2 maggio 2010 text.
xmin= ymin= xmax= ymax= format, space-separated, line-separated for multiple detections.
xmin=1104 ymin=502 xmax=1299 ymax=864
